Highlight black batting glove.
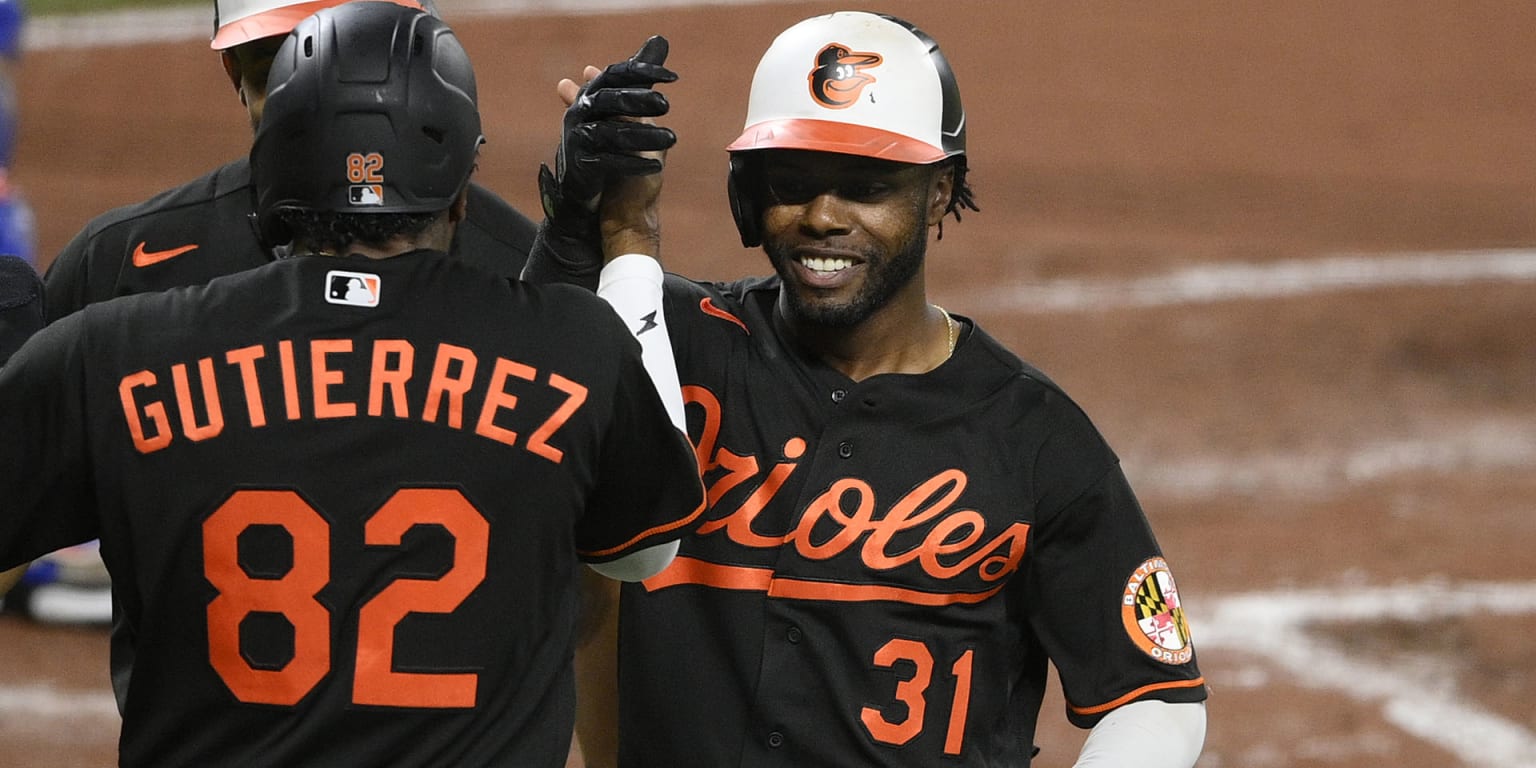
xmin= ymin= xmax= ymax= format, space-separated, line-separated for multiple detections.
xmin=539 ymin=35 xmax=678 ymax=242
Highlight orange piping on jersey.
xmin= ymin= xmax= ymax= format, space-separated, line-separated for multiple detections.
xmin=644 ymin=556 xmax=774 ymax=592
xmin=1068 ymin=677 xmax=1207 ymax=717
xmin=579 ymin=495 xmax=708 ymax=560
xmin=766 ymin=576 xmax=1008 ymax=606
xmin=643 ymin=556 xmax=1010 ymax=606
xmin=698 ymin=298 xmax=749 ymax=334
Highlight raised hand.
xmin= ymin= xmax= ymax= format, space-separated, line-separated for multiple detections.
xmin=540 ymin=36 xmax=678 ymax=239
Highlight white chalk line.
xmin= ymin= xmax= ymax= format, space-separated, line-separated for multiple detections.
xmin=0 ymin=683 xmax=118 ymax=720
xmin=1199 ymin=581 xmax=1536 ymax=766
xmin=20 ymin=0 xmax=784 ymax=51
xmin=1127 ymin=418 xmax=1536 ymax=501
xmin=974 ymin=248 xmax=1536 ymax=313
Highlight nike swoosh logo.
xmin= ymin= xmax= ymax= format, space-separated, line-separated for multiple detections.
xmin=699 ymin=297 xmax=749 ymax=334
xmin=132 ymin=241 xmax=199 ymax=268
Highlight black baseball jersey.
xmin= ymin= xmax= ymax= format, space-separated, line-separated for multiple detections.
xmin=43 ymin=157 xmax=536 ymax=321
xmin=0 ymin=252 xmax=702 ymax=767
xmin=616 ymin=275 xmax=1206 ymax=768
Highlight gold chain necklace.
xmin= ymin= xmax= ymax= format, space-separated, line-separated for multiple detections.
xmin=933 ymin=304 xmax=956 ymax=358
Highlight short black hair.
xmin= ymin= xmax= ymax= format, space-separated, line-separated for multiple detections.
xmin=273 ymin=209 xmax=440 ymax=255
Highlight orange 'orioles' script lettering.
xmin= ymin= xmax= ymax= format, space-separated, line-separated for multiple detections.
xmin=117 ymin=338 xmax=586 ymax=461
xmin=646 ymin=385 xmax=1031 ymax=604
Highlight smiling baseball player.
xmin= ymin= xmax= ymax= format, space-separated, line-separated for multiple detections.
xmin=527 ymin=11 xmax=1209 ymax=768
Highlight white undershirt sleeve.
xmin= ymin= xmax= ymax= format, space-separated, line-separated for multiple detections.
xmin=1072 ymin=700 xmax=1206 ymax=768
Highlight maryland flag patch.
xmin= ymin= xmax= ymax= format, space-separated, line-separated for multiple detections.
xmin=1121 ymin=557 xmax=1194 ymax=665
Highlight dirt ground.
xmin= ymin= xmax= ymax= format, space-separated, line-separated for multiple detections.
xmin=3 ymin=1 xmax=1535 ymax=766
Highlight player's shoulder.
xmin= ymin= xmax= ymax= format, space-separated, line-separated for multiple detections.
xmin=515 ymin=276 xmax=624 ymax=325
xmin=962 ymin=322 xmax=1072 ymax=396
xmin=65 ymin=159 xmax=250 ymax=241
xmin=959 ymin=320 xmax=1109 ymax=430
xmin=460 ymin=182 xmax=537 ymax=251
xmin=662 ymin=273 xmax=778 ymax=327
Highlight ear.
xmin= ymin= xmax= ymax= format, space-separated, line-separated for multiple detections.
xmin=926 ymin=164 xmax=955 ymax=227
xmin=448 ymin=185 xmax=470 ymax=224
xmin=220 ymin=50 xmax=243 ymax=95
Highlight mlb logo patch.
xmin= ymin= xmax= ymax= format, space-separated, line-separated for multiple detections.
xmin=325 ymin=270 xmax=381 ymax=307
xmin=349 ymin=185 xmax=385 ymax=206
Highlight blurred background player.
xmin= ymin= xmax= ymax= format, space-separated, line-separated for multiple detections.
xmin=531 ymin=12 xmax=1208 ymax=767
xmin=0 ymin=0 xmax=37 ymax=269
xmin=11 ymin=0 xmax=539 ymax=627
xmin=0 ymin=4 xmax=701 ymax=764
xmin=0 ymin=0 xmax=64 ymax=621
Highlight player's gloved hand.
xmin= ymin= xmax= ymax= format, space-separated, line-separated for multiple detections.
xmin=526 ymin=36 xmax=677 ymax=289
xmin=539 ymin=35 xmax=678 ymax=241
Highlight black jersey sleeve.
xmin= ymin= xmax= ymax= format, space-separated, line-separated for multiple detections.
xmin=41 ymin=222 xmax=99 ymax=322
xmin=448 ymin=183 xmax=539 ymax=280
xmin=573 ymin=328 xmax=703 ymax=564
xmin=1019 ymin=399 xmax=1207 ymax=726
xmin=0 ymin=315 xmax=97 ymax=569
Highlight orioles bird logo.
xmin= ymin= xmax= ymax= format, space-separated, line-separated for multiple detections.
xmin=808 ymin=43 xmax=882 ymax=109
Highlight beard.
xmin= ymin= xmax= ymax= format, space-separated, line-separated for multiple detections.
xmin=765 ymin=216 xmax=930 ymax=328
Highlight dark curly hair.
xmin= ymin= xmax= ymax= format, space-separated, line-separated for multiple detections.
xmin=937 ymin=156 xmax=979 ymax=241
xmin=272 ymin=209 xmax=441 ymax=256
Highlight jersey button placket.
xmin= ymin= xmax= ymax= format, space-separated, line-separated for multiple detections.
xmin=767 ymin=731 xmax=785 ymax=749
xmin=837 ymin=440 xmax=853 ymax=459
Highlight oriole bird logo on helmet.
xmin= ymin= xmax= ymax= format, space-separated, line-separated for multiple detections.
xmin=809 ymin=44 xmax=882 ymax=109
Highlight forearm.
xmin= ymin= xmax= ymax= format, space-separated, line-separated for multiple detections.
xmin=1 ymin=564 xmax=28 ymax=597
xmin=573 ymin=570 xmax=622 ymax=768
xmin=1073 ymin=700 xmax=1206 ymax=768
xmin=520 ymin=221 xmax=602 ymax=290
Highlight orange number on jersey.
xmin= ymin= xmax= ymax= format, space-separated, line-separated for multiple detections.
xmin=860 ymin=638 xmax=976 ymax=756
xmin=860 ymin=638 xmax=932 ymax=746
xmin=346 ymin=152 xmax=384 ymax=183
xmin=202 ymin=488 xmax=489 ymax=708
xmin=353 ymin=489 xmax=489 ymax=707
xmin=204 ymin=490 xmax=331 ymax=706
xmin=945 ymin=649 xmax=975 ymax=755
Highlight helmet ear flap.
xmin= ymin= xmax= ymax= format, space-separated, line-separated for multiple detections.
xmin=727 ymin=155 xmax=762 ymax=248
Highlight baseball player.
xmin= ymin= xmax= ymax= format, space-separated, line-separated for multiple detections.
xmin=43 ymin=0 xmax=536 ymax=319
xmin=0 ymin=4 xmax=702 ymax=765
xmin=15 ymin=0 xmax=537 ymax=627
xmin=530 ymin=12 xmax=1208 ymax=768
xmin=0 ymin=0 xmax=37 ymax=269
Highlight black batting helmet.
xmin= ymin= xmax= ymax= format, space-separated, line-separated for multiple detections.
xmin=251 ymin=1 xmax=482 ymax=247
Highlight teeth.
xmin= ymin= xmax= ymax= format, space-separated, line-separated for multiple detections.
xmin=802 ymin=256 xmax=853 ymax=273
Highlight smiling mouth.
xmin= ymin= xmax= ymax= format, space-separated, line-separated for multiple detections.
xmin=800 ymin=255 xmax=855 ymax=275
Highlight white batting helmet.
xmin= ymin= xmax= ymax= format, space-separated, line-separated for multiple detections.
xmin=210 ymin=0 xmax=424 ymax=50
xmin=725 ymin=11 xmax=969 ymax=246
xmin=726 ymin=11 xmax=966 ymax=164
